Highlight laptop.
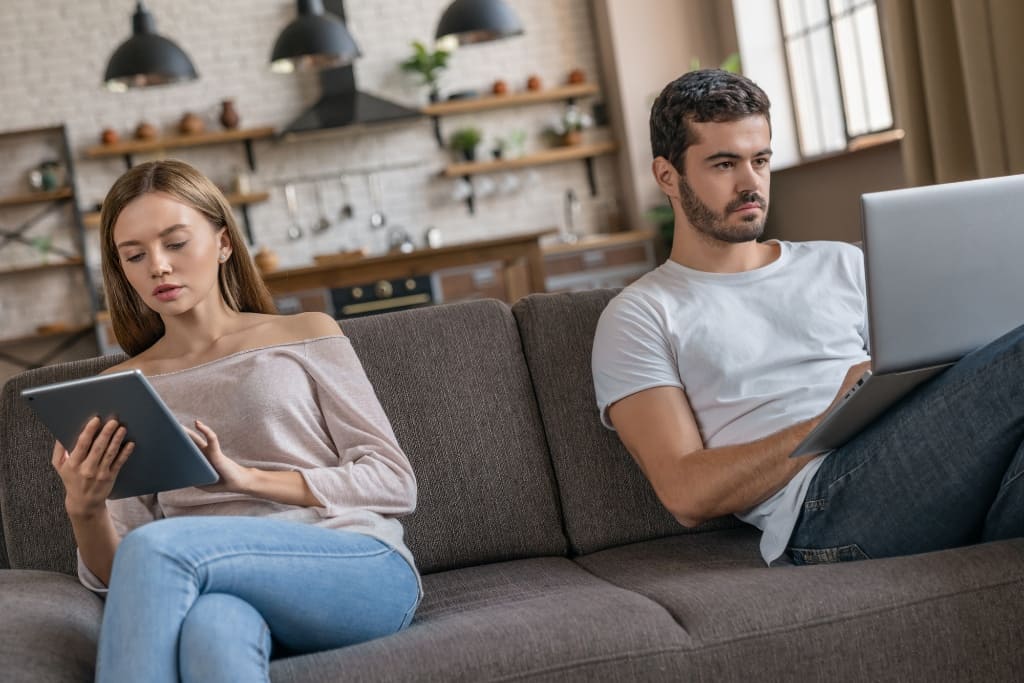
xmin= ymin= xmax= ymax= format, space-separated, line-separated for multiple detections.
xmin=791 ymin=173 xmax=1024 ymax=457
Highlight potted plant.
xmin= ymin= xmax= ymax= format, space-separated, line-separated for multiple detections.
xmin=31 ymin=235 xmax=54 ymax=264
xmin=544 ymin=104 xmax=593 ymax=147
xmin=449 ymin=127 xmax=482 ymax=162
xmin=492 ymin=129 xmax=527 ymax=159
xmin=645 ymin=204 xmax=676 ymax=258
xmin=399 ymin=40 xmax=451 ymax=102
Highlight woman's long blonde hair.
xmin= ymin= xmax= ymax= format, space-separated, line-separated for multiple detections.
xmin=99 ymin=159 xmax=276 ymax=356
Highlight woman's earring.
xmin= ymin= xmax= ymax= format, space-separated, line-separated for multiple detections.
xmin=219 ymin=254 xmax=227 ymax=263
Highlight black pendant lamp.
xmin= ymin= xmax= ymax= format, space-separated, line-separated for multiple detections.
xmin=270 ymin=0 xmax=361 ymax=73
xmin=435 ymin=0 xmax=524 ymax=46
xmin=103 ymin=2 xmax=198 ymax=91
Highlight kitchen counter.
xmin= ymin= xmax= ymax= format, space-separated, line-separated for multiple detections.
xmin=261 ymin=229 xmax=554 ymax=304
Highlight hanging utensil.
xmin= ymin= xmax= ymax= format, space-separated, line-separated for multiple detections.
xmin=366 ymin=172 xmax=387 ymax=230
xmin=284 ymin=183 xmax=303 ymax=241
xmin=312 ymin=181 xmax=331 ymax=233
xmin=338 ymin=177 xmax=354 ymax=220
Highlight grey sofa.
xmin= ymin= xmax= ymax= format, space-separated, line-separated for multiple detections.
xmin=2 ymin=290 xmax=1022 ymax=682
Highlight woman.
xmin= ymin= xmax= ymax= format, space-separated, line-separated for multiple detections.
xmin=51 ymin=159 xmax=420 ymax=682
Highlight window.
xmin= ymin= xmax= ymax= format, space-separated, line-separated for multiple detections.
xmin=777 ymin=0 xmax=893 ymax=157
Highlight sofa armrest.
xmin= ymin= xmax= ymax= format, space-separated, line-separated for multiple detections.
xmin=0 ymin=356 xmax=123 ymax=573
xmin=0 ymin=570 xmax=103 ymax=682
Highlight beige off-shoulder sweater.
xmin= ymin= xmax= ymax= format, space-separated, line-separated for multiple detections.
xmin=77 ymin=335 xmax=418 ymax=593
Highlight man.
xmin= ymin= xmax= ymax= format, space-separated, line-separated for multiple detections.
xmin=592 ymin=69 xmax=1023 ymax=566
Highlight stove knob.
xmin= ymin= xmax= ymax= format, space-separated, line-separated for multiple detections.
xmin=351 ymin=287 xmax=364 ymax=299
xmin=375 ymin=280 xmax=393 ymax=298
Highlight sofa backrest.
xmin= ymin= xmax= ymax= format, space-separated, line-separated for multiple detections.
xmin=0 ymin=299 xmax=568 ymax=575
xmin=342 ymin=300 xmax=567 ymax=572
xmin=512 ymin=290 xmax=741 ymax=556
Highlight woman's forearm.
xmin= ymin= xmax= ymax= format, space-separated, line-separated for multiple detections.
xmin=242 ymin=468 xmax=321 ymax=508
xmin=68 ymin=504 xmax=121 ymax=587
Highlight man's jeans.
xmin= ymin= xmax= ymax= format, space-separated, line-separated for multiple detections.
xmin=788 ymin=321 xmax=1024 ymax=564
xmin=95 ymin=517 xmax=420 ymax=683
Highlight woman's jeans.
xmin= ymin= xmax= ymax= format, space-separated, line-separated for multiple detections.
xmin=95 ymin=517 xmax=420 ymax=683
xmin=789 ymin=321 xmax=1024 ymax=564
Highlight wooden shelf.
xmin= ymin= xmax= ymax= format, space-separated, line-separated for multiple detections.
xmin=83 ymin=190 xmax=271 ymax=228
xmin=443 ymin=141 xmax=617 ymax=177
xmin=423 ymin=83 xmax=600 ymax=116
xmin=0 ymin=322 xmax=94 ymax=348
xmin=0 ymin=257 xmax=84 ymax=277
xmin=83 ymin=127 xmax=276 ymax=159
xmin=0 ymin=187 xmax=73 ymax=208
xmin=0 ymin=125 xmax=64 ymax=142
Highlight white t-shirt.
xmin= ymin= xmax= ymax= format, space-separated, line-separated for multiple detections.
xmin=592 ymin=240 xmax=869 ymax=564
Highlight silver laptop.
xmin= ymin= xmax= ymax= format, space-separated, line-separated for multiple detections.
xmin=791 ymin=173 xmax=1024 ymax=457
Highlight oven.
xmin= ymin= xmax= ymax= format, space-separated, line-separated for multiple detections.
xmin=330 ymin=275 xmax=435 ymax=319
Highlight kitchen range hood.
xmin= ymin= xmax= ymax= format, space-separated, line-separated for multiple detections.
xmin=280 ymin=66 xmax=423 ymax=138
xmin=279 ymin=0 xmax=422 ymax=138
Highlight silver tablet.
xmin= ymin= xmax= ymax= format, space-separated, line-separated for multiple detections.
xmin=21 ymin=369 xmax=219 ymax=499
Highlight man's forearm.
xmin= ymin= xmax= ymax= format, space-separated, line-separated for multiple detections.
xmin=664 ymin=418 xmax=820 ymax=526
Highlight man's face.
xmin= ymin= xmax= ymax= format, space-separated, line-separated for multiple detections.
xmin=677 ymin=116 xmax=772 ymax=244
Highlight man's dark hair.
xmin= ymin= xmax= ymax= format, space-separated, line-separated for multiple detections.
xmin=650 ymin=69 xmax=771 ymax=172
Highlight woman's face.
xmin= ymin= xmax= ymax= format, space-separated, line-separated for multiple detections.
xmin=112 ymin=191 xmax=230 ymax=316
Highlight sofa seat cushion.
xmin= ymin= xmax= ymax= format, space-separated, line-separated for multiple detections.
xmin=575 ymin=529 xmax=1024 ymax=681
xmin=0 ymin=570 xmax=103 ymax=683
xmin=270 ymin=557 xmax=692 ymax=682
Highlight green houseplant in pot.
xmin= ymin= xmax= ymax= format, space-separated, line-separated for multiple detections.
xmin=450 ymin=127 xmax=482 ymax=162
xmin=400 ymin=40 xmax=451 ymax=102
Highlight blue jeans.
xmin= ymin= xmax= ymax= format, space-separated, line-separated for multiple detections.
xmin=788 ymin=321 xmax=1024 ymax=564
xmin=96 ymin=517 xmax=420 ymax=683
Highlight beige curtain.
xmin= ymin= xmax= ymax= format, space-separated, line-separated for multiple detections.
xmin=879 ymin=0 xmax=1024 ymax=186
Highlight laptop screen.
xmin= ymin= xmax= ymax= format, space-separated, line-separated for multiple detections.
xmin=861 ymin=173 xmax=1024 ymax=374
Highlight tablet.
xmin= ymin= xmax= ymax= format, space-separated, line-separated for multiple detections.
xmin=21 ymin=369 xmax=220 ymax=499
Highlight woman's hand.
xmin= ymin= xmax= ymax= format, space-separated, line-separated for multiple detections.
xmin=185 ymin=420 xmax=254 ymax=494
xmin=52 ymin=416 xmax=134 ymax=518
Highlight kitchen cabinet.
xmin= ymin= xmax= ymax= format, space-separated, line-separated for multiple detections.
xmin=0 ymin=125 xmax=99 ymax=369
xmin=423 ymin=83 xmax=616 ymax=212
xmin=542 ymin=230 xmax=656 ymax=292
xmin=433 ymin=230 xmax=657 ymax=303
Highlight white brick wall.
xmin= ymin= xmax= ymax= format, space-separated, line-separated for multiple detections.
xmin=0 ymin=0 xmax=621 ymax=379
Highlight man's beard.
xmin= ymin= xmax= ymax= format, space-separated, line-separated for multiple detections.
xmin=678 ymin=176 xmax=768 ymax=244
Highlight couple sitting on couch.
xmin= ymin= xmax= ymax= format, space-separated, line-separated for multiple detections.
xmin=52 ymin=70 xmax=1023 ymax=683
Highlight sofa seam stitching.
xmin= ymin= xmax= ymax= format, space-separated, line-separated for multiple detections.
xmin=510 ymin=296 xmax=574 ymax=558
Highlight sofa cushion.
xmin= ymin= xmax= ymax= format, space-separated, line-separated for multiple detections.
xmin=318 ymin=299 xmax=567 ymax=573
xmin=0 ymin=355 xmax=122 ymax=573
xmin=270 ymin=557 xmax=691 ymax=682
xmin=512 ymin=290 xmax=741 ymax=555
xmin=0 ymin=570 xmax=104 ymax=682
xmin=576 ymin=530 xmax=1024 ymax=680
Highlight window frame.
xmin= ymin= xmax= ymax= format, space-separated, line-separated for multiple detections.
xmin=776 ymin=0 xmax=895 ymax=160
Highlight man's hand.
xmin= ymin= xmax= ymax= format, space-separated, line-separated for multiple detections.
xmin=823 ymin=360 xmax=872 ymax=416
xmin=52 ymin=416 xmax=134 ymax=518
